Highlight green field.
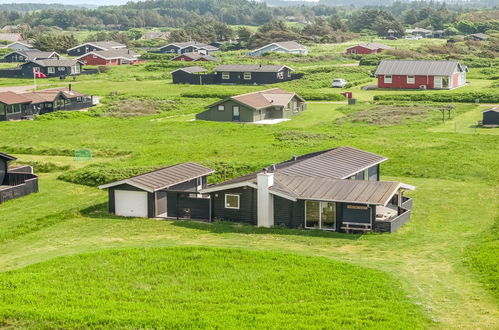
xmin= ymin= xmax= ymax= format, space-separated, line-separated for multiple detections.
xmin=0 ymin=38 xmax=497 ymax=328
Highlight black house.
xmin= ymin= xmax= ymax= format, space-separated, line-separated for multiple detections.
xmin=158 ymin=41 xmax=219 ymax=55
xmin=172 ymin=64 xmax=300 ymax=85
xmin=99 ymin=162 xmax=215 ymax=219
xmin=0 ymin=152 xmax=38 ymax=204
xmin=201 ymin=146 xmax=415 ymax=233
xmin=0 ymin=59 xmax=83 ymax=78
xmin=2 ymin=50 xmax=60 ymax=63
xmin=0 ymin=91 xmax=32 ymax=121
xmin=482 ymin=108 xmax=499 ymax=127
xmin=67 ymin=41 xmax=126 ymax=56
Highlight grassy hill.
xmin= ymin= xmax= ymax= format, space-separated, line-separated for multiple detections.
xmin=0 ymin=37 xmax=497 ymax=328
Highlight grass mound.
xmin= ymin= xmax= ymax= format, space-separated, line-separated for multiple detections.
xmin=0 ymin=247 xmax=428 ymax=328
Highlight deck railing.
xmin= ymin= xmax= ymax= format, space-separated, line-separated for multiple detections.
xmin=0 ymin=173 xmax=38 ymax=204
xmin=375 ymin=196 xmax=413 ymax=233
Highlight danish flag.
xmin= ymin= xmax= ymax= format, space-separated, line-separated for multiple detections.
xmin=33 ymin=68 xmax=47 ymax=78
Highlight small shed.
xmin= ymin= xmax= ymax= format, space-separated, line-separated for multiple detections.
xmin=482 ymin=108 xmax=499 ymax=127
xmin=99 ymin=162 xmax=215 ymax=219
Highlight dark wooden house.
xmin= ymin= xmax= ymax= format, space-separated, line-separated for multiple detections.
xmin=0 ymin=152 xmax=38 ymax=205
xmin=99 ymin=162 xmax=215 ymax=219
xmin=67 ymin=41 xmax=126 ymax=56
xmin=201 ymin=146 xmax=415 ymax=233
xmin=158 ymin=41 xmax=218 ymax=55
xmin=171 ymin=64 xmax=299 ymax=85
xmin=2 ymin=50 xmax=60 ymax=63
xmin=0 ymin=86 xmax=93 ymax=121
xmin=0 ymin=59 xmax=83 ymax=78
xmin=482 ymin=108 xmax=499 ymax=127
xmin=196 ymin=88 xmax=306 ymax=123
xmin=171 ymin=52 xmax=219 ymax=62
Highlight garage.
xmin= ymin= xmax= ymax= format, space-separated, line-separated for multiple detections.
xmin=114 ymin=190 xmax=148 ymax=218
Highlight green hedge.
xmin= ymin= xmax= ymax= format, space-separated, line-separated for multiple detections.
xmin=181 ymin=91 xmax=344 ymax=101
xmin=373 ymin=92 xmax=499 ymax=103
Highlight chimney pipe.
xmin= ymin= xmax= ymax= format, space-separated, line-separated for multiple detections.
xmin=68 ymin=83 xmax=72 ymax=91
xmin=257 ymin=172 xmax=274 ymax=228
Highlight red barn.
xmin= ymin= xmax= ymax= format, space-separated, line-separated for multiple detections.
xmin=171 ymin=52 xmax=219 ymax=62
xmin=77 ymin=49 xmax=142 ymax=66
xmin=375 ymin=60 xmax=467 ymax=90
xmin=346 ymin=43 xmax=392 ymax=55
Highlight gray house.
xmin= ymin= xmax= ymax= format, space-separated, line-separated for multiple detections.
xmin=159 ymin=41 xmax=219 ymax=55
xmin=4 ymin=41 xmax=34 ymax=51
xmin=99 ymin=162 xmax=215 ymax=219
xmin=2 ymin=50 xmax=60 ymax=63
xmin=196 ymin=88 xmax=306 ymax=123
xmin=201 ymin=146 xmax=415 ymax=233
xmin=248 ymin=41 xmax=308 ymax=56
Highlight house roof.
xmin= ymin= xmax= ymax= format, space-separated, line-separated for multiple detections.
xmin=78 ymin=49 xmax=140 ymax=61
xmin=470 ymin=33 xmax=488 ymax=40
xmin=98 ymin=162 xmax=215 ymax=193
xmin=20 ymin=87 xmax=86 ymax=103
xmin=28 ymin=59 xmax=81 ymax=67
xmin=406 ymin=27 xmax=432 ymax=33
xmin=214 ymin=64 xmax=294 ymax=73
xmin=161 ymin=41 xmax=218 ymax=51
xmin=483 ymin=107 xmax=499 ymax=113
xmin=0 ymin=33 xmax=23 ymax=42
xmin=172 ymin=52 xmax=219 ymax=62
xmin=6 ymin=41 xmax=33 ymax=48
xmin=67 ymin=41 xmax=126 ymax=52
xmin=4 ymin=50 xmax=58 ymax=61
xmin=0 ymin=152 xmax=16 ymax=161
xmin=201 ymin=146 xmax=413 ymax=205
xmin=0 ymin=91 xmax=31 ymax=105
xmin=171 ymin=66 xmax=208 ymax=74
xmin=215 ymin=88 xmax=303 ymax=110
xmin=375 ymin=60 xmax=464 ymax=76
xmin=251 ymin=41 xmax=307 ymax=53
xmin=351 ymin=43 xmax=392 ymax=50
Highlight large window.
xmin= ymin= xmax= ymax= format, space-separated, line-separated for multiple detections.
xmin=305 ymin=201 xmax=336 ymax=230
xmin=225 ymin=194 xmax=240 ymax=209
xmin=6 ymin=104 xmax=21 ymax=114
xmin=48 ymin=67 xmax=55 ymax=74
xmin=222 ymin=72 xmax=230 ymax=80
xmin=243 ymin=72 xmax=251 ymax=80
xmin=407 ymin=75 xmax=415 ymax=84
xmin=384 ymin=75 xmax=392 ymax=84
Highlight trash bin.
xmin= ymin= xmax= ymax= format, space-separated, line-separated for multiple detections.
xmin=348 ymin=98 xmax=357 ymax=105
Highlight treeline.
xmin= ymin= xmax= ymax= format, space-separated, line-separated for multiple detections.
xmin=0 ymin=3 xmax=87 ymax=12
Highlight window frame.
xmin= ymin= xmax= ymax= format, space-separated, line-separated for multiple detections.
xmin=243 ymin=72 xmax=252 ymax=80
xmin=217 ymin=105 xmax=225 ymax=111
xmin=222 ymin=72 xmax=230 ymax=80
xmin=304 ymin=200 xmax=336 ymax=231
xmin=47 ymin=67 xmax=55 ymax=74
xmin=407 ymin=75 xmax=415 ymax=84
xmin=224 ymin=194 xmax=240 ymax=209
xmin=384 ymin=75 xmax=392 ymax=84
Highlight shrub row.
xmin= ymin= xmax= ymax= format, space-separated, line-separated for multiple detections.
xmin=373 ymin=91 xmax=499 ymax=103
xmin=14 ymin=161 xmax=70 ymax=173
xmin=344 ymin=78 xmax=374 ymax=88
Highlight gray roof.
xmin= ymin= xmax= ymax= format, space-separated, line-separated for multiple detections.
xmin=29 ymin=59 xmax=81 ymax=67
xmin=375 ymin=60 xmax=464 ymax=76
xmin=173 ymin=52 xmax=219 ymax=62
xmin=67 ymin=41 xmax=126 ymax=52
xmin=483 ymin=107 xmax=499 ymax=113
xmin=7 ymin=50 xmax=58 ymax=61
xmin=0 ymin=152 xmax=16 ymax=161
xmin=80 ymin=49 xmax=140 ymax=60
xmin=470 ymin=33 xmax=488 ymax=40
xmin=161 ymin=41 xmax=218 ymax=51
xmin=99 ymin=162 xmax=215 ymax=193
xmin=204 ymin=146 xmax=388 ymax=188
xmin=214 ymin=64 xmax=293 ymax=73
xmin=171 ymin=66 xmax=208 ymax=74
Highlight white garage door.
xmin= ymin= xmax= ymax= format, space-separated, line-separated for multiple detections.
xmin=114 ymin=190 xmax=148 ymax=218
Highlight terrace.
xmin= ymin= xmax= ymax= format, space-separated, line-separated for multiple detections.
xmin=375 ymin=194 xmax=413 ymax=233
xmin=0 ymin=165 xmax=38 ymax=204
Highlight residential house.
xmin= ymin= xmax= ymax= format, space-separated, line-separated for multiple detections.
xmin=99 ymin=162 xmax=215 ymax=219
xmin=0 ymin=59 xmax=83 ymax=78
xmin=200 ymin=146 xmax=415 ymax=233
xmin=67 ymin=41 xmax=126 ymax=56
xmin=0 ymin=86 xmax=93 ymax=121
xmin=196 ymin=88 xmax=306 ymax=122
xmin=0 ymin=33 xmax=24 ymax=42
xmin=482 ymin=108 xmax=499 ymax=127
xmin=405 ymin=27 xmax=432 ymax=37
xmin=171 ymin=64 xmax=298 ymax=85
xmin=468 ymin=33 xmax=488 ymax=41
xmin=77 ymin=49 xmax=142 ymax=65
xmin=375 ymin=60 xmax=467 ymax=90
xmin=3 ymin=41 xmax=34 ymax=51
xmin=346 ymin=43 xmax=392 ymax=55
xmin=248 ymin=41 xmax=308 ymax=56
xmin=2 ymin=50 xmax=60 ymax=63
xmin=158 ymin=41 xmax=219 ymax=55
xmin=0 ymin=152 xmax=38 ymax=205
xmin=171 ymin=52 xmax=219 ymax=62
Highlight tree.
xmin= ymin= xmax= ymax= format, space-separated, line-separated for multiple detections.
xmin=237 ymin=27 xmax=252 ymax=44
xmin=33 ymin=33 xmax=78 ymax=53
xmin=127 ymin=28 xmax=144 ymax=40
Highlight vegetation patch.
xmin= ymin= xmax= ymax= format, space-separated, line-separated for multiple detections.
xmin=0 ymin=247 xmax=429 ymax=329
xmin=103 ymin=99 xmax=162 ymax=118
xmin=274 ymin=130 xmax=337 ymax=147
xmin=13 ymin=161 xmax=70 ymax=173
xmin=373 ymin=91 xmax=499 ymax=104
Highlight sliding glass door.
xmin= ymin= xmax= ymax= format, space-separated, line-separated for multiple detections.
xmin=305 ymin=201 xmax=336 ymax=230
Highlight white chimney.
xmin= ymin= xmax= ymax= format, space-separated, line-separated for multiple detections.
xmin=257 ymin=172 xmax=274 ymax=228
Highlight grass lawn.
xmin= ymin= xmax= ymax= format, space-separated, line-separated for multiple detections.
xmin=0 ymin=38 xmax=497 ymax=328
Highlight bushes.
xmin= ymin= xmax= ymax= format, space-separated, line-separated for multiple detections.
xmin=58 ymin=164 xmax=157 ymax=187
xmin=14 ymin=161 xmax=70 ymax=173
xmin=373 ymin=91 xmax=499 ymax=103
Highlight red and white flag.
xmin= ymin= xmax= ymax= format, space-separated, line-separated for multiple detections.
xmin=33 ymin=68 xmax=47 ymax=78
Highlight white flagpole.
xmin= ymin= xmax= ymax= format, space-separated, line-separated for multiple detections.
xmin=33 ymin=68 xmax=37 ymax=91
